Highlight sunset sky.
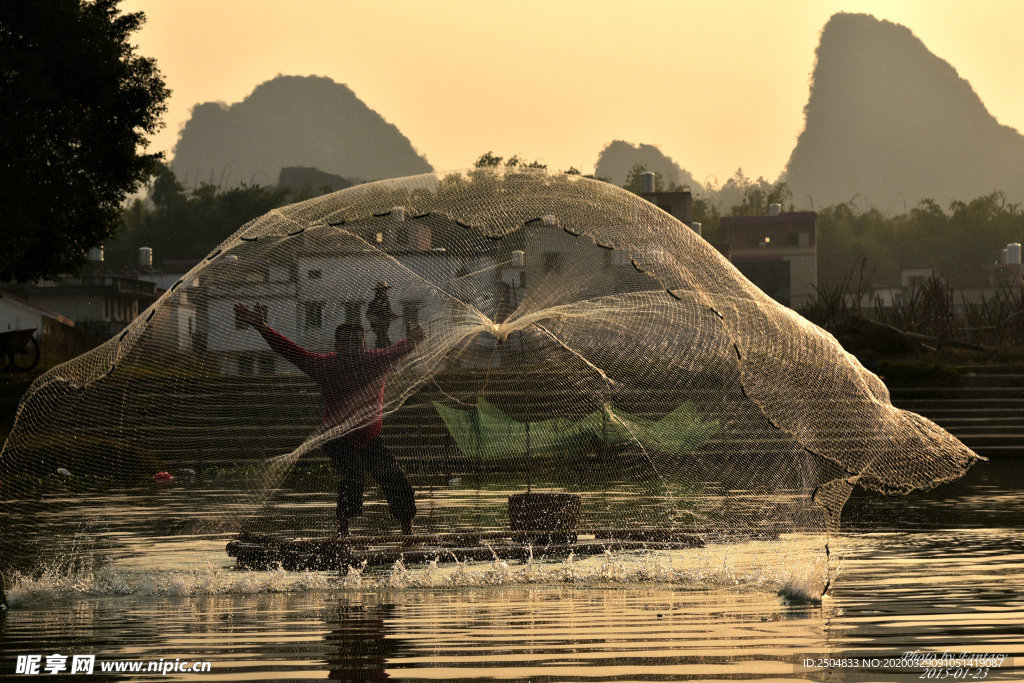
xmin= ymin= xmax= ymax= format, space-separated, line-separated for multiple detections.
xmin=122 ymin=0 xmax=1024 ymax=186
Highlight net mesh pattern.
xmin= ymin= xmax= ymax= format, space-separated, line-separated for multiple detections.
xmin=0 ymin=170 xmax=980 ymax=571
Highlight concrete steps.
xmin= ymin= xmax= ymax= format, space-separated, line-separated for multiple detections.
xmin=889 ymin=366 xmax=1024 ymax=459
xmin=41 ymin=366 xmax=1020 ymax=464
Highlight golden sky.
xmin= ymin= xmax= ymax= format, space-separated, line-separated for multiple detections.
xmin=122 ymin=0 xmax=1024 ymax=185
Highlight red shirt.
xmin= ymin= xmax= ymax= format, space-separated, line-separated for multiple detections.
xmin=258 ymin=325 xmax=410 ymax=448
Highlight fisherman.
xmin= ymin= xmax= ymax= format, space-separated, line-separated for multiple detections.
xmin=234 ymin=301 xmax=423 ymax=537
xmin=366 ymin=281 xmax=399 ymax=349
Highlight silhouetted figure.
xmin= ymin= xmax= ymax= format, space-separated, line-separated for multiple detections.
xmin=235 ymin=302 xmax=423 ymax=536
xmin=366 ymin=281 xmax=398 ymax=349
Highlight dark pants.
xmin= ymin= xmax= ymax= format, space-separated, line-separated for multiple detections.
xmin=324 ymin=436 xmax=416 ymax=523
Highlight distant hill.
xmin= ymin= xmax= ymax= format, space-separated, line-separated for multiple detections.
xmin=171 ymin=75 xmax=433 ymax=188
xmin=594 ymin=141 xmax=700 ymax=189
xmin=785 ymin=13 xmax=1024 ymax=214
xmin=277 ymin=166 xmax=353 ymax=194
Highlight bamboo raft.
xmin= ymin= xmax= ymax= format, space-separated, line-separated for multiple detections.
xmin=226 ymin=528 xmax=706 ymax=571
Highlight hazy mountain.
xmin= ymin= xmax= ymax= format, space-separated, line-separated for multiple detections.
xmin=785 ymin=13 xmax=1024 ymax=214
xmin=171 ymin=75 xmax=433 ymax=188
xmin=277 ymin=166 xmax=353 ymax=194
xmin=594 ymin=141 xmax=700 ymax=189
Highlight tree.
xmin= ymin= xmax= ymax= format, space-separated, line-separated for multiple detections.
xmin=474 ymin=151 xmax=504 ymax=168
xmin=105 ymin=163 xmax=299 ymax=267
xmin=0 ymin=0 xmax=169 ymax=281
xmin=474 ymin=151 xmax=548 ymax=170
xmin=623 ymin=163 xmax=665 ymax=193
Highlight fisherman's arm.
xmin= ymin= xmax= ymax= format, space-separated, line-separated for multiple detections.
xmin=234 ymin=302 xmax=322 ymax=373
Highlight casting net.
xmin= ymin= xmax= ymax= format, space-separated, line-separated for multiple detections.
xmin=0 ymin=169 xmax=980 ymax=579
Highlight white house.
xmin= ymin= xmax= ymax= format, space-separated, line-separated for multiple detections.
xmin=198 ymin=210 xmax=503 ymax=375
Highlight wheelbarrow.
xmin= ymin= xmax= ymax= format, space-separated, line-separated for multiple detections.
xmin=0 ymin=328 xmax=40 ymax=372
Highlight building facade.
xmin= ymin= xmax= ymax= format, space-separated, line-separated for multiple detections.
xmin=720 ymin=211 xmax=818 ymax=308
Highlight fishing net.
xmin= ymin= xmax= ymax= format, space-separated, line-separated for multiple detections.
xmin=0 ymin=169 xmax=980 ymax=580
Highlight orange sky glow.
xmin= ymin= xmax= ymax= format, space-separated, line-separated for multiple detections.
xmin=122 ymin=0 xmax=1024 ymax=185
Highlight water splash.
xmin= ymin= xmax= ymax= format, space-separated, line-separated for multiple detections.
xmin=779 ymin=554 xmax=843 ymax=604
xmin=4 ymin=562 xmax=333 ymax=608
xmin=4 ymin=536 xmax=833 ymax=607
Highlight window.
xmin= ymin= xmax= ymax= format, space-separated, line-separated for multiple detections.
xmin=402 ymin=301 xmax=421 ymax=327
xmin=344 ymin=301 xmax=363 ymax=326
xmin=258 ymin=354 xmax=276 ymax=375
xmin=304 ymin=301 xmax=325 ymax=329
xmin=788 ymin=233 xmax=800 ymax=246
xmin=237 ymin=354 xmax=255 ymax=375
xmin=543 ymin=252 xmax=562 ymax=275
xmin=307 ymin=269 xmax=322 ymax=280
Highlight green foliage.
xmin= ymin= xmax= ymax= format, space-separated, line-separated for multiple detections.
xmin=474 ymin=151 xmax=504 ymax=167
xmin=621 ymin=162 xmax=697 ymax=194
xmin=691 ymin=195 xmax=721 ymax=243
xmin=0 ymin=0 xmax=170 ymax=281
xmin=817 ymin=192 xmax=1024 ymax=288
xmin=704 ymin=169 xmax=791 ymax=216
xmin=728 ymin=177 xmax=792 ymax=217
xmin=799 ymin=258 xmax=1024 ymax=349
xmin=622 ymin=163 xmax=665 ymax=193
xmin=106 ymin=163 xmax=299 ymax=266
xmin=474 ymin=151 xmax=547 ymax=170
xmin=875 ymin=274 xmax=955 ymax=339
xmin=799 ymin=258 xmax=875 ymax=330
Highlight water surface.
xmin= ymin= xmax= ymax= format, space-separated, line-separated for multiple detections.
xmin=2 ymin=461 xmax=1021 ymax=681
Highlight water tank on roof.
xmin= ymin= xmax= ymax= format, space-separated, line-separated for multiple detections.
xmin=1008 ymin=243 xmax=1022 ymax=265
xmin=1001 ymin=248 xmax=1010 ymax=264
xmin=87 ymin=247 xmax=104 ymax=263
xmin=768 ymin=203 xmax=781 ymax=217
xmin=690 ymin=221 xmax=702 ymax=237
xmin=640 ymin=172 xmax=655 ymax=194
xmin=138 ymin=246 xmax=153 ymax=268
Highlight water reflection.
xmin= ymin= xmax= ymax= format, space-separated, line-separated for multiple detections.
xmin=0 ymin=565 xmax=1020 ymax=680
xmin=325 ymin=600 xmax=398 ymax=680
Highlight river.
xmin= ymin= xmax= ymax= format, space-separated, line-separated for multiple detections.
xmin=1 ymin=460 xmax=1020 ymax=681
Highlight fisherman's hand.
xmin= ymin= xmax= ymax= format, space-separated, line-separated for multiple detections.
xmin=234 ymin=302 xmax=267 ymax=329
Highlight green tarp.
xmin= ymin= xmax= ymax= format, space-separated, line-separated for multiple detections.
xmin=434 ymin=398 xmax=718 ymax=459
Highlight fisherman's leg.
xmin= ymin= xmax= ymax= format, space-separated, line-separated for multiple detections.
xmin=325 ymin=439 xmax=365 ymax=535
xmin=362 ymin=436 xmax=416 ymax=533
